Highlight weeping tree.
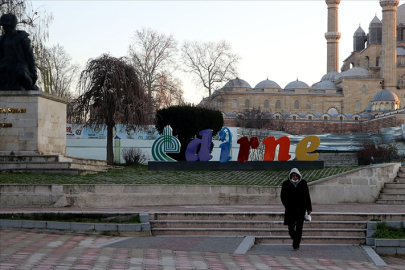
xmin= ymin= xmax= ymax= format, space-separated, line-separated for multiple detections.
xmin=68 ymin=54 xmax=149 ymax=165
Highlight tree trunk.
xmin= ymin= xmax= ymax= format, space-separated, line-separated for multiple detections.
xmin=106 ymin=124 xmax=114 ymax=165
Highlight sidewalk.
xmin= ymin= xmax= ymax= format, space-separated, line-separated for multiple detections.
xmin=1 ymin=230 xmax=405 ymax=269
xmin=1 ymin=204 xmax=405 ymax=269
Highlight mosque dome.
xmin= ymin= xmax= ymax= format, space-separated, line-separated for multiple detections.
xmin=254 ymin=79 xmax=280 ymax=89
xmin=398 ymin=3 xmax=405 ymax=25
xmin=397 ymin=47 xmax=405 ymax=56
xmin=313 ymin=81 xmax=338 ymax=91
xmin=223 ymin=78 xmax=251 ymax=89
xmin=321 ymin=70 xmax=340 ymax=82
xmin=335 ymin=67 xmax=373 ymax=80
xmin=354 ymin=26 xmax=366 ymax=37
xmin=284 ymin=79 xmax=309 ymax=90
xmin=364 ymin=103 xmax=372 ymax=112
xmin=371 ymin=90 xmax=399 ymax=102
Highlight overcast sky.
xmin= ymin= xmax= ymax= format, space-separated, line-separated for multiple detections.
xmin=31 ymin=0 xmax=400 ymax=104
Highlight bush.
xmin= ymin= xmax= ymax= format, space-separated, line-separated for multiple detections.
xmin=155 ymin=105 xmax=224 ymax=161
xmin=372 ymin=222 xmax=405 ymax=239
xmin=357 ymin=140 xmax=399 ymax=165
xmin=121 ymin=148 xmax=147 ymax=165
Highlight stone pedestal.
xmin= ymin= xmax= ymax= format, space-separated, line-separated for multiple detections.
xmin=0 ymin=91 xmax=68 ymax=156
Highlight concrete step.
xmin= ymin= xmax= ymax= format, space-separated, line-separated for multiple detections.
xmin=255 ymin=236 xmax=365 ymax=245
xmin=58 ymin=156 xmax=107 ymax=167
xmin=380 ymin=188 xmax=405 ymax=194
xmin=394 ymin=177 xmax=405 ymax=183
xmin=0 ymin=155 xmax=59 ymax=163
xmin=0 ymin=162 xmax=107 ymax=172
xmin=379 ymin=194 xmax=405 ymax=200
xmin=149 ymin=213 xmax=405 ymax=222
xmin=151 ymin=228 xmax=366 ymax=237
xmin=396 ymin=172 xmax=405 ymax=178
xmin=385 ymin=183 xmax=405 ymax=188
xmin=150 ymin=220 xmax=367 ymax=229
xmin=0 ymin=168 xmax=98 ymax=175
xmin=376 ymin=199 xmax=405 ymax=205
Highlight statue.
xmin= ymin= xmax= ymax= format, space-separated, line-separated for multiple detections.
xmin=0 ymin=13 xmax=39 ymax=91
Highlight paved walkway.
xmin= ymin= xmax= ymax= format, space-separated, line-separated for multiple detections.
xmin=1 ymin=230 xmax=405 ymax=269
xmin=1 ymin=204 xmax=405 ymax=269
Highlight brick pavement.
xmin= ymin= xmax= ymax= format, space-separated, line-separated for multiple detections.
xmin=1 ymin=204 xmax=405 ymax=269
xmin=1 ymin=230 xmax=405 ymax=269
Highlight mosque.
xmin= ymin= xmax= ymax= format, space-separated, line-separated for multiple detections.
xmin=205 ymin=0 xmax=405 ymax=131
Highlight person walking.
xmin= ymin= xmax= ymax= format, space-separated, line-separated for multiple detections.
xmin=281 ymin=168 xmax=312 ymax=251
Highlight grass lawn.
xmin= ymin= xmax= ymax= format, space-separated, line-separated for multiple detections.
xmin=0 ymin=165 xmax=359 ymax=186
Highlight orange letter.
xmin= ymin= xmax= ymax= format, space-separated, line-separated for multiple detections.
xmin=295 ymin=135 xmax=321 ymax=161
xmin=262 ymin=136 xmax=291 ymax=161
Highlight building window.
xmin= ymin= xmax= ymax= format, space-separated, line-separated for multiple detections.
xmin=292 ymin=116 xmax=296 ymax=120
xmin=245 ymin=99 xmax=250 ymax=109
xmin=276 ymin=100 xmax=281 ymax=109
xmin=355 ymin=100 xmax=360 ymax=110
xmin=355 ymin=117 xmax=359 ymax=121
xmin=264 ymin=100 xmax=269 ymax=108
xmin=324 ymin=116 xmax=328 ymax=120
xmin=308 ymin=116 xmax=312 ymax=120
xmin=402 ymin=58 xmax=405 ymax=66
xmin=232 ymin=99 xmax=238 ymax=108
xmin=294 ymin=100 xmax=299 ymax=109
xmin=339 ymin=116 xmax=343 ymax=120
xmin=365 ymin=56 xmax=369 ymax=67
xmin=362 ymin=85 xmax=367 ymax=95
xmin=376 ymin=57 xmax=380 ymax=67
xmin=306 ymin=101 xmax=311 ymax=109
xmin=276 ymin=115 xmax=280 ymax=120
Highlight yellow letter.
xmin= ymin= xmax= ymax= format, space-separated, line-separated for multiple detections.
xmin=295 ymin=135 xmax=321 ymax=161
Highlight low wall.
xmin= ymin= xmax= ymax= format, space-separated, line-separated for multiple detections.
xmin=308 ymin=163 xmax=400 ymax=204
xmin=0 ymin=163 xmax=400 ymax=207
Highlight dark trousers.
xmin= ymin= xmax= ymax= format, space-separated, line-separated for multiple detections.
xmin=288 ymin=219 xmax=304 ymax=248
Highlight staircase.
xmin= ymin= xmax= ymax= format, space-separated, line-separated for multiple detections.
xmin=0 ymin=155 xmax=108 ymax=175
xmin=149 ymin=212 xmax=405 ymax=245
xmin=377 ymin=166 xmax=405 ymax=205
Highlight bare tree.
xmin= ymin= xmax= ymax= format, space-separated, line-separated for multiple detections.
xmin=181 ymin=40 xmax=240 ymax=97
xmin=67 ymin=54 xmax=149 ymax=165
xmin=37 ymin=44 xmax=80 ymax=99
xmin=154 ymin=71 xmax=184 ymax=110
xmin=235 ymin=107 xmax=271 ymax=129
xmin=128 ymin=28 xmax=178 ymax=105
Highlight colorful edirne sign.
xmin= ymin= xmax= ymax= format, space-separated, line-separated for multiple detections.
xmin=151 ymin=125 xmax=181 ymax=161
xmin=151 ymin=126 xmax=321 ymax=162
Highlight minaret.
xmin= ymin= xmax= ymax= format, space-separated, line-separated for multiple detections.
xmin=380 ymin=0 xmax=399 ymax=90
xmin=325 ymin=0 xmax=341 ymax=73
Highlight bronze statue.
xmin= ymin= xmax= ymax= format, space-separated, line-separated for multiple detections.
xmin=0 ymin=13 xmax=39 ymax=91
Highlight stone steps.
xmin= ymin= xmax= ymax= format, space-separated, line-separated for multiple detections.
xmin=151 ymin=220 xmax=367 ymax=229
xmin=376 ymin=199 xmax=405 ymax=205
xmin=0 ymin=162 xmax=107 ymax=172
xmin=376 ymin=166 xmax=405 ymax=204
xmin=152 ymin=228 xmax=366 ymax=237
xmin=149 ymin=212 xmax=405 ymax=245
xmin=149 ymin=212 xmax=405 ymax=222
xmin=379 ymin=194 xmax=405 ymax=199
xmin=255 ymin=236 xmax=365 ymax=245
xmin=0 ymin=155 xmax=108 ymax=175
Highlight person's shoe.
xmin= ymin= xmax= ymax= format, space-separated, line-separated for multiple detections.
xmin=293 ymin=246 xmax=299 ymax=251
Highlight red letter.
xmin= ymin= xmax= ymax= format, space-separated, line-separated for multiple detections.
xmin=262 ymin=136 xmax=291 ymax=161
xmin=237 ymin=136 xmax=250 ymax=162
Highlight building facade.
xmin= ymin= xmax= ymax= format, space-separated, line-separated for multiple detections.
xmin=206 ymin=0 xmax=405 ymax=124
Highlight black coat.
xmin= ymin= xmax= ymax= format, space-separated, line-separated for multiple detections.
xmin=281 ymin=179 xmax=312 ymax=225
